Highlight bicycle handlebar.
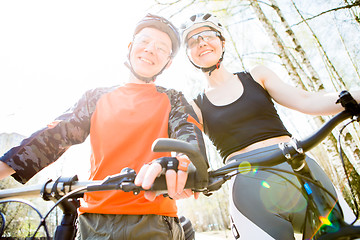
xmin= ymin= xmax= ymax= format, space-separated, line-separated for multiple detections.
xmin=221 ymin=110 xmax=354 ymax=174
xmin=63 ymin=95 xmax=360 ymax=195
xmin=0 ymin=180 xmax=96 ymax=200
xmin=0 ymin=139 xmax=209 ymax=200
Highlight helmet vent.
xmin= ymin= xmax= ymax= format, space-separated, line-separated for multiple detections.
xmin=203 ymin=13 xmax=211 ymax=20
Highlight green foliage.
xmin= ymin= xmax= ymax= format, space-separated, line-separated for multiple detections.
xmin=0 ymin=202 xmax=42 ymax=237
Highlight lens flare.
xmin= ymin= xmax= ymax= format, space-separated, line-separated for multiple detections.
xmin=319 ymin=216 xmax=332 ymax=226
xmin=259 ymin=174 xmax=306 ymax=214
xmin=312 ymin=210 xmax=341 ymax=238
xmin=261 ymin=181 xmax=270 ymax=189
xmin=238 ymin=161 xmax=251 ymax=175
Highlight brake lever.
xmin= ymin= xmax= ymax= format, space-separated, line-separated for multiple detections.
xmin=101 ymin=167 xmax=136 ymax=185
xmin=87 ymin=168 xmax=164 ymax=196
xmin=120 ymin=182 xmax=142 ymax=195
xmin=86 ymin=168 xmax=139 ymax=193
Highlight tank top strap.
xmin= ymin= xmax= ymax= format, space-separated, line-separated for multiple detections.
xmin=193 ymin=92 xmax=205 ymax=109
xmin=194 ymin=71 xmax=247 ymax=108
xmin=236 ymin=71 xmax=256 ymax=87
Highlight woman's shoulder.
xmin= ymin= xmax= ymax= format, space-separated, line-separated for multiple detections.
xmin=248 ymin=65 xmax=272 ymax=88
xmin=249 ymin=64 xmax=270 ymax=74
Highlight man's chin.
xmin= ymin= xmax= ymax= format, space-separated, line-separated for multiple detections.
xmin=140 ymin=77 xmax=155 ymax=83
xmin=134 ymin=72 xmax=156 ymax=83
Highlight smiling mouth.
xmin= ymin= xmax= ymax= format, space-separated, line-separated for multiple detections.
xmin=199 ymin=50 xmax=212 ymax=57
xmin=139 ymin=57 xmax=154 ymax=65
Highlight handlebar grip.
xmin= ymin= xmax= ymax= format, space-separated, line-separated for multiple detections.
xmin=150 ymin=166 xmax=197 ymax=191
xmin=152 ymin=138 xmax=208 ymax=189
xmin=337 ymin=90 xmax=360 ymax=116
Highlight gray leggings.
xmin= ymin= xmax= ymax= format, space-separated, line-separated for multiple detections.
xmin=227 ymin=145 xmax=337 ymax=240
xmin=76 ymin=213 xmax=184 ymax=240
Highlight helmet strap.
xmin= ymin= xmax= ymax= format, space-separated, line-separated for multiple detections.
xmin=124 ymin=61 xmax=155 ymax=83
xmin=189 ymin=51 xmax=224 ymax=76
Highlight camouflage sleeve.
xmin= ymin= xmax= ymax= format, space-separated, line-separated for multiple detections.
xmin=0 ymin=89 xmax=97 ymax=184
xmin=164 ymin=88 xmax=208 ymax=168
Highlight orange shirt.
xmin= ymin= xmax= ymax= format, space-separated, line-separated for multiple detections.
xmin=3 ymin=81 xmax=206 ymax=216
xmin=79 ymin=83 xmax=176 ymax=216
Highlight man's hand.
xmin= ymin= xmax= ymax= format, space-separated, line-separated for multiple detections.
xmin=0 ymin=162 xmax=15 ymax=180
xmin=134 ymin=156 xmax=199 ymax=201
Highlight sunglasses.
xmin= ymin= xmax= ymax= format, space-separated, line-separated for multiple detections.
xmin=186 ymin=30 xmax=220 ymax=49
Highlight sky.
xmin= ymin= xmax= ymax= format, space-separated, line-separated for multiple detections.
xmin=0 ymin=1 xmax=198 ymax=181
xmin=0 ymin=0 xmax=190 ymax=136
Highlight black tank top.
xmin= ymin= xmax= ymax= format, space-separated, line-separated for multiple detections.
xmin=194 ymin=72 xmax=291 ymax=161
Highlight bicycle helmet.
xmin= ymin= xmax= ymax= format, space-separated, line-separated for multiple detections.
xmin=125 ymin=13 xmax=180 ymax=82
xmin=180 ymin=13 xmax=225 ymax=76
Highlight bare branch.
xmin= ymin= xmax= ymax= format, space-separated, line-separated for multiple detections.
xmin=292 ymin=2 xmax=360 ymax=27
xmin=154 ymin=0 xmax=183 ymax=5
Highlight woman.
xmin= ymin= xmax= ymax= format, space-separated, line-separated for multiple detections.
xmin=180 ymin=13 xmax=360 ymax=239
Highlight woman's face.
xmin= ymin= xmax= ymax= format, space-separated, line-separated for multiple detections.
xmin=185 ymin=26 xmax=223 ymax=69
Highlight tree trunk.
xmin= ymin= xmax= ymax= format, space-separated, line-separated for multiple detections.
xmin=268 ymin=0 xmax=324 ymax=91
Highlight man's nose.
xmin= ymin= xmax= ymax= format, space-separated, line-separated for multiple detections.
xmin=144 ymin=41 xmax=156 ymax=53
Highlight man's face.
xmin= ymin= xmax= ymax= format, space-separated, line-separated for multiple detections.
xmin=129 ymin=27 xmax=172 ymax=79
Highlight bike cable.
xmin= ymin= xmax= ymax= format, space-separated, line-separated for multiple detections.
xmin=338 ymin=119 xmax=360 ymax=225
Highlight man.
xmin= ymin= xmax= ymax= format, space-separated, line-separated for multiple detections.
xmin=0 ymin=13 xmax=207 ymax=239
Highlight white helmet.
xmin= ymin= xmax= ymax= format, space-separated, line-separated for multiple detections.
xmin=181 ymin=13 xmax=225 ymax=45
